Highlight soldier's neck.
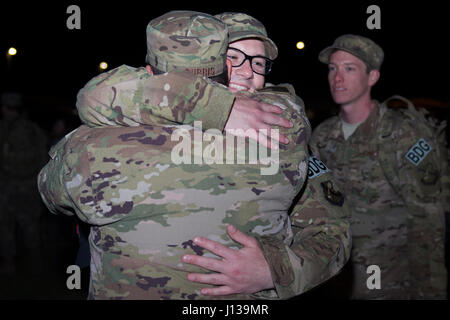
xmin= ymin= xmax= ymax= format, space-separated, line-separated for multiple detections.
xmin=339 ymin=97 xmax=375 ymax=124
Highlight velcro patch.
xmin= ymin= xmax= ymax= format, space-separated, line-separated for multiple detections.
xmin=405 ymin=138 xmax=432 ymax=166
xmin=308 ymin=155 xmax=329 ymax=179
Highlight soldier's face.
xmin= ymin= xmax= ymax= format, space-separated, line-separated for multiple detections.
xmin=328 ymin=50 xmax=378 ymax=106
xmin=227 ymin=39 xmax=266 ymax=92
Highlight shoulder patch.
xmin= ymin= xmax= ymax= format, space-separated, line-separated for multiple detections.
xmin=405 ymin=138 xmax=432 ymax=166
xmin=308 ymin=155 xmax=329 ymax=179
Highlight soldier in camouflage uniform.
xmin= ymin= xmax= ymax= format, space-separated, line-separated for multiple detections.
xmin=38 ymin=11 xmax=351 ymax=299
xmin=77 ymin=11 xmax=351 ymax=298
xmin=0 ymin=92 xmax=48 ymax=274
xmin=310 ymin=34 xmax=448 ymax=299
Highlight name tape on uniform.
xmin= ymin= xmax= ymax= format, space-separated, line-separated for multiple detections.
xmin=308 ymin=155 xmax=329 ymax=179
xmin=405 ymin=138 xmax=432 ymax=166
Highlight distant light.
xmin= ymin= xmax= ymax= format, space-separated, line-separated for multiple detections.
xmin=99 ymin=62 xmax=108 ymax=70
xmin=296 ymin=41 xmax=305 ymax=50
xmin=8 ymin=47 xmax=17 ymax=56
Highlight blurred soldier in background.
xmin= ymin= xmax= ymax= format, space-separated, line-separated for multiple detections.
xmin=0 ymin=92 xmax=48 ymax=275
xmin=310 ymin=34 xmax=448 ymax=299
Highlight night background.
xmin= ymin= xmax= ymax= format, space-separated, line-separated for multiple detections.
xmin=0 ymin=0 xmax=449 ymax=300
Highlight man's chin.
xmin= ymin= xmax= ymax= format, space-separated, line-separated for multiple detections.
xmin=332 ymin=95 xmax=349 ymax=105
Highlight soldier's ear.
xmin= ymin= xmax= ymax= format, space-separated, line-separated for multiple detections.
xmin=146 ymin=65 xmax=154 ymax=75
xmin=368 ymin=69 xmax=380 ymax=86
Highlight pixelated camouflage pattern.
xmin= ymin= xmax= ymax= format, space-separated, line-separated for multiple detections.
xmin=310 ymin=101 xmax=447 ymax=299
xmin=71 ymin=65 xmax=351 ymax=298
xmin=319 ymin=34 xmax=384 ymax=71
xmin=146 ymin=11 xmax=228 ymax=76
xmin=215 ymin=12 xmax=278 ymax=60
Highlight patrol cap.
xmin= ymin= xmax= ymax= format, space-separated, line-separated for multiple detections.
xmin=318 ymin=34 xmax=384 ymax=70
xmin=215 ymin=12 xmax=278 ymax=60
xmin=146 ymin=11 xmax=229 ymax=77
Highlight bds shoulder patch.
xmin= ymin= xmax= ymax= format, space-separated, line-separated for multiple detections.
xmin=405 ymin=138 xmax=432 ymax=166
xmin=308 ymin=155 xmax=329 ymax=179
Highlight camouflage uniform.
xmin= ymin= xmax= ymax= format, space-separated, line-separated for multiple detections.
xmin=38 ymin=11 xmax=351 ymax=299
xmin=311 ymin=35 xmax=448 ymax=299
xmin=0 ymin=93 xmax=48 ymax=272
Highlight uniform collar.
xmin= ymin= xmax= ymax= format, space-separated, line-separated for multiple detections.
xmin=338 ymin=100 xmax=382 ymax=142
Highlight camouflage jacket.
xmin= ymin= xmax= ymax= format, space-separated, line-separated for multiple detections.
xmin=76 ymin=65 xmax=234 ymax=131
xmin=310 ymin=101 xmax=447 ymax=299
xmin=38 ymin=65 xmax=351 ymax=299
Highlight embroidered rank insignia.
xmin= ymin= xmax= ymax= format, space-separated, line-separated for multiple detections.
xmin=405 ymin=138 xmax=432 ymax=166
xmin=308 ymin=155 xmax=329 ymax=179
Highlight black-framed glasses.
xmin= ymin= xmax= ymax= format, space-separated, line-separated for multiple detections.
xmin=226 ymin=47 xmax=273 ymax=76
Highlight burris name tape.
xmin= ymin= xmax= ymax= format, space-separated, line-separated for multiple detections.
xmin=405 ymin=138 xmax=432 ymax=166
xmin=308 ymin=155 xmax=329 ymax=179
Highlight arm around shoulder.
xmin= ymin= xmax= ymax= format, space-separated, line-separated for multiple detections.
xmin=76 ymin=65 xmax=236 ymax=130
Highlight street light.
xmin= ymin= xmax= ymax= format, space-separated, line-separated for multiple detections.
xmin=8 ymin=47 xmax=17 ymax=56
xmin=296 ymin=41 xmax=305 ymax=50
xmin=99 ymin=61 xmax=108 ymax=70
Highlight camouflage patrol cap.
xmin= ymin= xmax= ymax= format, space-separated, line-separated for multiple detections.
xmin=146 ymin=11 xmax=228 ymax=77
xmin=319 ymin=34 xmax=384 ymax=70
xmin=215 ymin=12 xmax=278 ymax=60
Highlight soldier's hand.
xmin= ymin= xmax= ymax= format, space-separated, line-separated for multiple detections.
xmin=182 ymin=224 xmax=274 ymax=296
xmin=225 ymin=95 xmax=293 ymax=150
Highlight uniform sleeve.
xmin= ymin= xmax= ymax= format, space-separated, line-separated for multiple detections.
xmin=37 ymin=132 xmax=78 ymax=218
xmin=391 ymin=115 xmax=446 ymax=209
xmin=385 ymin=113 xmax=448 ymax=298
xmin=76 ymin=65 xmax=235 ymax=131
xmin=37 ymin=126 xmax=128 ymax=226
xmin=255 ymin=159 xmax=351 ymax=299
xmin=246 ymin=84 xmax=311 ymax=155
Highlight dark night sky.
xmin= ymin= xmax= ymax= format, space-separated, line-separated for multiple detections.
xmin=1 ymin=1 xmax=449 ymax=129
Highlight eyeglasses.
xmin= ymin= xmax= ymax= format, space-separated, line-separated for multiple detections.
xmin=226 ymin=47 xmax=273 ymax=76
